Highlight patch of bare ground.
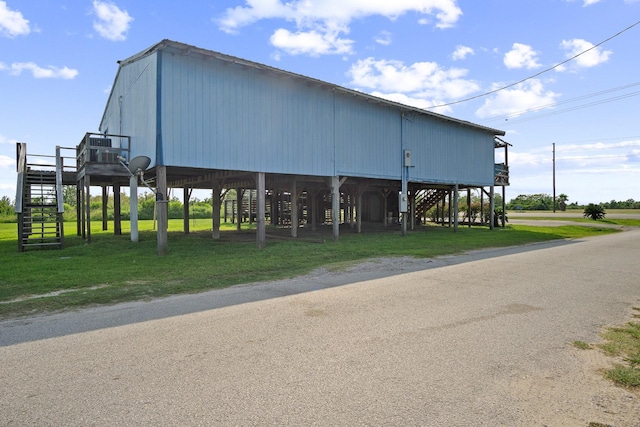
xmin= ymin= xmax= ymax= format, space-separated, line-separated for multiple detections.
xmin=505 ymin=319 xmax=640 ymax=426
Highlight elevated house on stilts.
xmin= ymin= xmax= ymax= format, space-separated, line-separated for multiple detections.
xmin=15 ymin=39 xmax=509 ymax=253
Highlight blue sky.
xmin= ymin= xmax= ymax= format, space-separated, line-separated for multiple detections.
xmin=1 ymin=0 xmax=639 ymax=205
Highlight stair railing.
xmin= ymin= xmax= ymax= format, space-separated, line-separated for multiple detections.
xmin=55 ymin=146 xmax=65 ymax=214
xmin=15 ymin=142 xmax=27 ymax=214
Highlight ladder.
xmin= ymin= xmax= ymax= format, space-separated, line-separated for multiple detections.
xmin=18 ymin=171 xmax=64 ymax=250
xmin=16 ymin=143 xmax=65 ymax=251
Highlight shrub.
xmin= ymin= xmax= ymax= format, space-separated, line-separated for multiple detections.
xmin=583 ymin=203 xmax=606 ymax=220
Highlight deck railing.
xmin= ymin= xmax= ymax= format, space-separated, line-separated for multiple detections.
xmin=494 ymin=163 xmax=509 ymax=186
xmin=14 ymin=143 xmax=76 ymax=214
xmin=15 ymin=143 xmax=26 ymax=213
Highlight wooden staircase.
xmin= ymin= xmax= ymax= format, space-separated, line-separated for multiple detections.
xmin=414 ymin=189 xmax=447 ymax=222
xmin=18 ymin=171 xmax=64 ymax=251
xmin=16 ymin=143 xmax=66 ymax=251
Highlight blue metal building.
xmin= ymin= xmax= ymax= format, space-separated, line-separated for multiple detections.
xmin=88 ymin=39 xmax=508 ymax=250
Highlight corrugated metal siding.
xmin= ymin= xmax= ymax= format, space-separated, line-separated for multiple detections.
xmin=334 ymin=95 xmax=400 ymax=179
xmin=100 ymin=45 xmax=498 ymax=185
xmin=100 ymin=53 xmax=157 ymax=164
xmin=160 ymin=52 xmax=334 ymax=175
xmin=403 ymin=115 xmax=495 ymax=186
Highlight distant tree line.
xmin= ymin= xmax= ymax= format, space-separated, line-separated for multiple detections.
xmin=506 ymin=194 xmax=640 ymax=211
xmin=0 ymin=189 xmax=221 ymax=223
xmin=2 ymin=190 xmax=639 ymax=224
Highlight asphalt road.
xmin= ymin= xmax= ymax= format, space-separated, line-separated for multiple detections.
xmin=1 ymin=229 xmax=640 ymax=426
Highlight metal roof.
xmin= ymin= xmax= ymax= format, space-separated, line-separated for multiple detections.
xmin=118 ymin=39 xmax=505 ymax=137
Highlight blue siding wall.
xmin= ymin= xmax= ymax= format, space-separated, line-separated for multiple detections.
xmin=100 ymin=53 xmax=157 ymax=164
xmin=100 ymin=44 xmax=499 ymax=187
xmin=333 ymin=96 xmax=495 ymax=186
xmin=160 ymin=51 xmax=334 ymax=175
xmin=403 ymin=114 xmax=495 ymax=186
xmin=334 ymin=96 xmax=400 ymax=179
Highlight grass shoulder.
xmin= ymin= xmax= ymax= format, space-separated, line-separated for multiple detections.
xmin=572 ymin=308 xmax=640 ymax=390
xmin=0 ymin=220 xmax=621 ymax=319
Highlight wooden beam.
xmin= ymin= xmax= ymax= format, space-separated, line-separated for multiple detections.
xmin=114 ymin=183 xmax=121 ymax=235
xmin=212 ymin=182 xmax=221 ymax=239
xmin=489 ymin=186 xmax=495 ymax=230
xmin=183 ymin=187 xmax=190 ymax=234
xmin=85 ymin=175 xmax=91 ymax=243
xmin=480 ymin=188 xmax=484 ymax=226
xmin=236 ymin=188 xmax=243 ymax=231
xmin=256 ymin=172 xmax=266 ymax=249
xmin=157 ymin=165 xmax=168 ymax=255
xmin=502 ymin=185 xmax=506 ymax=228
xmin=331 ymin=176 xmax=340 ymax=242
xmin=76 ymin=182 xmax=82 ymax=236
xmin=291 ymin=179 xmax=298 ymax=238
xmin=467 ymin=188 xmax=472 ymax=228
xmin=453 ymin=184 xmax=459 ymax=233
xmin=101 ymin=186 xmax=108 ymax=231
xmin=308 ymin=188 xmax=319 ymax=231
xmin=356 ymin=191 xmax=363 ymax=234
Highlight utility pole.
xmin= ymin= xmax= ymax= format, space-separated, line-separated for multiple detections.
xmin=552 ymin=143 xmax=556 ymax=213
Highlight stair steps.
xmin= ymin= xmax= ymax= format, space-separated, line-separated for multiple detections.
xmin=18 ymin=170 xmax=64 ymax=251
xmin=414 ymin=189 xmax=447 ymax=223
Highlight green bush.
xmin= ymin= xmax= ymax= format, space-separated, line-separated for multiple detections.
xmin=583 ymin=203 xmax=606 ymax=220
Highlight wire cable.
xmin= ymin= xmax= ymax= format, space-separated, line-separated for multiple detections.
xmin=481 ymin=81 xmax=640 ymax=124
xmin=497 ymin=90 xmax=640 ymax=124
xmin=426 ymin=19 xmax=640 ymax=110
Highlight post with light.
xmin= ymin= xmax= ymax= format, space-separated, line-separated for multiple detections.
xmin=400 ymin=148 xmax=413 ymax=236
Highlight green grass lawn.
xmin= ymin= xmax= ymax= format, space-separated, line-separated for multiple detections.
xmin=0 ymin=219 xmax=622 ymax=319
xmin=508 ymin=216 xmax=640 ymax=227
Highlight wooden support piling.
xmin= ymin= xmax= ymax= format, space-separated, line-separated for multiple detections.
xmin=114 ymin=183 xmax=121 ymax=235
xmin=101 ymin=186 xmax=108 ymax=231
xmin=256 ymin=172 xmax=266 ymax=249
xmin=212 ymin=182 xmax=221 ymax=239
xmin=156 ymin=165 xmax=168 ymax=256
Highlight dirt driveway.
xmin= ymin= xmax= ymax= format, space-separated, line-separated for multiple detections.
xmin=1 ymin=229 xmax=639 ymax=426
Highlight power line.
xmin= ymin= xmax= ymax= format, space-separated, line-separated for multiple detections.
xmin=560 ymin=142 xmax=640 ymax=152
xmin=481 ymin=81 xmax=640 ymax=124
xmin=497 ymin=90 xmax=640 ymax=124
xmin=554 ymin=135 xmax=640 ymax=144
xmin=427 ymin=19 xmax=640 ymax=110
xmin=556 ymin=153 xmax=634 ymax=161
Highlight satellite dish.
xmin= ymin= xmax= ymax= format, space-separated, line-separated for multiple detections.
xmin=127 ymin=156 xmax=151 ymax=175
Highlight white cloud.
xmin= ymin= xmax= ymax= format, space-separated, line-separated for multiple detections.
xmin=218 ymin=0 xmax=462 ymax=56
xmin=92 ymin=0 xmax=133 ymax=41
xmin=0 ymin=1 xmax=30 ymax=38
xmin=2 ymin=62 xmax=78 ymax=79
xmin=563 ymin=0 xmax=602 ymax=5
xmin=0 ymin=154 xmax=13 ymax=168
xmin=476 ymin=79 xmax=560 ymax=118
xmin=270 ymin=25 xmax=353 ymax=56
xmin=374 ymin=30 xmax=392 ymax=46
xmin=0 ymin=134 xmax=17 ymax=144
xmin=370 ymin=91 xmax=447 ymax=112
xmin=503 ymin=43 xmax=541 ymax=69
xmin=452 ymin=45 xmax=473 ymax=61
xmin=348 ymin=57 xmax=479 ymax=113
xmin=557 ymin=38 xmax=612 ymax=71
